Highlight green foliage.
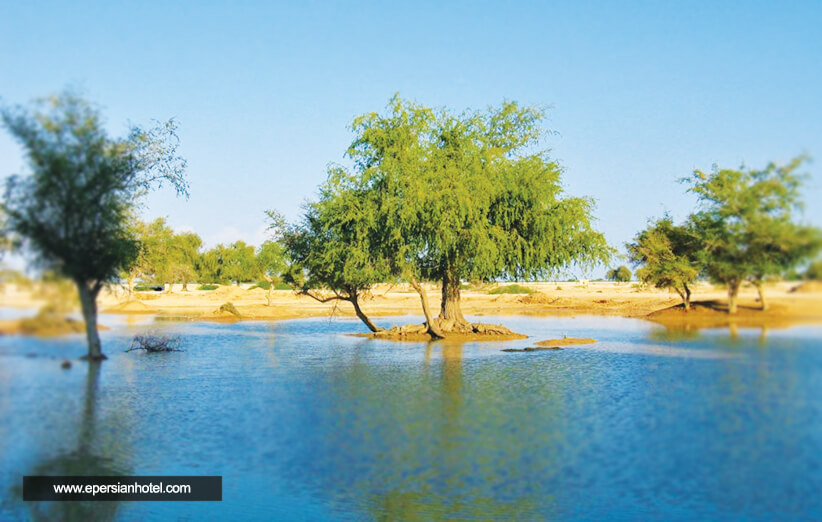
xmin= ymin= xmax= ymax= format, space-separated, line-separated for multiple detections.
xmin=198 ymin=284 xmax=219 ymax=290
xmin=805 ymin=260 xmax=822 ymax=281
xmin=278 ymin=175 xmax=393 ymax=299
xmin=685 ymin=157 xmax=822 ymax=294
xmin=256 ymin=239 xmax=286 ymax=283
xmin=198 ymin=241 xmax=260 ymax=285
xmin=336 ymin=95 xmax=611 ymax=321
xmin=130 ymin=217 xmax=202 ymax=288
xmin=1 ymin=92 xmax=187 ymax=289
xmin=225 ymin=241 xmax=260 ymax=284
xmin=605 ymin=265 xmax=632 ymax=282
xmin=489 ymin=284 xmax=534 ymax=295
xmin=628 ymin=216 xmax=701 ymax=307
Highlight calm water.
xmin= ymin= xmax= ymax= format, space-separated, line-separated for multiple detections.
xmin=0 ymin=313 xmax=821 ymax=521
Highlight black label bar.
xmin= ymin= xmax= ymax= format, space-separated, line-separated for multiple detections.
xmin=23 ymin=476 xmax=222 ymax=501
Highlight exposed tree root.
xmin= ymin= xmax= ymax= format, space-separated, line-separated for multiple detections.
xmin=360 ymin=318 xmax=527 ymax=342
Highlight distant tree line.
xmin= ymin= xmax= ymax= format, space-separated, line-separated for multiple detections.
xmin=125 ymin=217 xmax=286 ymax=300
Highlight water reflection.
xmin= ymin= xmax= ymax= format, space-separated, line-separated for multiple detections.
xmin=1 ymin=316 xmax=821 ymax=519
xmin=13 ymin=363 xmax=130 ymax=522
xmin=277 ymin=338 xmax=543 ymax=518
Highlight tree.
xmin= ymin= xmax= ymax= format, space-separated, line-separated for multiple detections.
xmin=223 ymin=241 xmax=259 ymax=286
xmin=168 ymin=231 xmax=202 ymax=291
xmin=123 ymin=219 xmax=201 ymax=293
xmin=280 ymin=96 xmax=610 ymax=337
xmin=1 ymin=92 xmax=187 ymax=359
xmin=605 ymin=265 xmax=632 ymax=283
xmin=196 ymin=244 xmax=233 ymax=284
xmin=806 ymin=259 xmax=822 ymax=281
xmin=256 ymin=239 xmax=286 ymax=306
xmin=135 ymin=217 xmax=174 ymax=288
xmin=345 ymin=96 xmax=611 ymax=333
xmin=685 ymin=157 xmax=821 ymax=313
xmin=627 ymin=216 xmax=701 ymax=310
xmin=275 ymin=178 xmax=393 ymax=333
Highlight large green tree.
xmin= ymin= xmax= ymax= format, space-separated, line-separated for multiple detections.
xmin=686 ymin=157 xmax=821 ymax=313
xmin=1 ymin=92 xmax=187 ymax=359
xmin=627 ymin=216 xmax=702 ymax=310
xmin=280 ymin=96 xmax=610 ymax=337
xmin=346 ymin=96 xmax=610 ymax=332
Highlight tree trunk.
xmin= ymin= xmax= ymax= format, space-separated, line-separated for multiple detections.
xmin=684 ymin=283 xmax=692 ymax=311
xmin=127 ymin=273 xmax=135 ymax=302
xmin=439 ymin=270 xmax=466 ymax=324
xmin=263 ymin=274 xmax=273 ymax=306
xmin=182 ymin=280 xmax=188 ymax=292
xmin=409 ymin=276 xmax=445 ymax=339
xmin=77 ymin=282 xmax=105 ymax=360
xmin=754 ymin=280 xmax=768 ymax=311
xmin=727 ymin=280 xmax=740 ymax=314
xmin=349 ymin=294 xmax=383 ymax=333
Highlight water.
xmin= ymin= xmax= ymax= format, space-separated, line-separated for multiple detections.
xmin=1 ymin=313 xmax=821 ymax=520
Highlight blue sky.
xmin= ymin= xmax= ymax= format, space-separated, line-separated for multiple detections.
xmin=1 ymin=1 xmax=820 ymax=276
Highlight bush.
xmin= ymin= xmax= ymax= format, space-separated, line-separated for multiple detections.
xmin=606 ymin=265 xmax=632 ymax=282
xmin=19 ymin=305 xmax=85 ymax=336
xmin=126 ymin=333 xmax=183 ymax=353
xmin=198 ymin=284 xmax=219 ymax=290
xmin=489 ymin=284 xmax=535 ymax=295
xmin=135 ymin=283 xmax=164 ymax=292
xmin=218 ymin=302 xmax=242 ymax=318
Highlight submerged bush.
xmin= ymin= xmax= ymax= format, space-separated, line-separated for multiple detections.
xmin=126 ymin=333 xmax=183 ymax=353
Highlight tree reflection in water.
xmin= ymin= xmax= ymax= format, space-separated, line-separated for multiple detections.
xmin=13 ymin=363 xmax=131 ymax=522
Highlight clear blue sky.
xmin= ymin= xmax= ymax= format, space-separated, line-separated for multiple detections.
xmin=2 ymin=1 xmax=821 ymax=277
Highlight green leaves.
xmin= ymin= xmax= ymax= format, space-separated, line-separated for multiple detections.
xmin=628 ymin=216 xmax=701 ymax=298
xmin=685 ymin=157 xmax=821 ymax=286
xmin=1 ymin=91 xmax=188 ymax=287
xmin=280 ymin=95 xmax=610 ymax=308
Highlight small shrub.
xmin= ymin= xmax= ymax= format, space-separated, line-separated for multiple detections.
xmin=199 ymin=284 xmax=219 ymax=290
xmin=489 ymin=284 xmax=535 ymax=295
xmin=135 ymin=283 xmax=164 ymax=292
xmin=274 ymin=282 xmax=291 ymax=290
xmin=126 ymin=333 xmax=183 ymax=353
xmin=19 ymin=305 xmax=85 ymax=336
xmin=218 ymin=302 xmax=242 ymax=318
xmin=251 ymin=281 xmax=271 ymax=290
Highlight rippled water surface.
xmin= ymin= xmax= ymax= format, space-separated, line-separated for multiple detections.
xmin=1 ymin=314 xmax=821 ymax=520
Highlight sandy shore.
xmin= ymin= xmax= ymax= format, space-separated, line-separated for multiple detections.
xmin=2 ymin=280 xmax=820 ymax=334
